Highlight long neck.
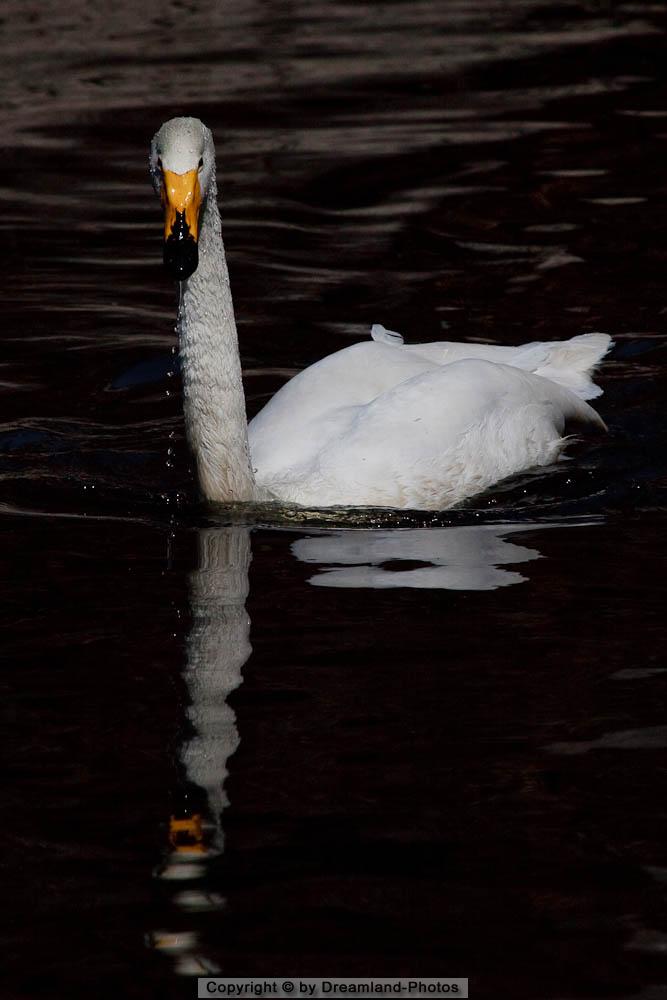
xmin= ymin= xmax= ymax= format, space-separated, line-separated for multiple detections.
xmin=178 ymin=179 xmax=256 ymax=502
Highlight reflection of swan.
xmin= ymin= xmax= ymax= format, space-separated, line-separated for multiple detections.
xmin=151 ymin=116 xmax=611 ymax=510
xmin=150 ymin=527 xmax=252 ymax=976
xmin=293 ymin=523 xmax=557 ymax=590
xmin=180 ymin=528 xmax=251 ymax=850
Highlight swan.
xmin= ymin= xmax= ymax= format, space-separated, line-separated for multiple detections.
xmin=151 ymin=116 xmax=611 ymax=510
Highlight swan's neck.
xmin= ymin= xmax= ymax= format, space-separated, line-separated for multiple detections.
xmin=178 ymin=181 xmax=256 ymax=502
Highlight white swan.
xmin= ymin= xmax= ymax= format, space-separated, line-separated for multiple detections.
xmin=151 ymin=117 xmax=611 ymax=510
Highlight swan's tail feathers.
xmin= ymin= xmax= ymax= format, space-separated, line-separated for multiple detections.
xmin=543 ymin=371 xmax=608 ymax=434
xmin=566 ymin=395 xmax=608 ymax=434
xmin=531 ymin=332 xmax=612 ymax=400
xmin=371 ymin=323 xmax=404 ymax=346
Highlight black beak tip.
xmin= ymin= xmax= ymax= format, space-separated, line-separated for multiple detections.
xmin=163 ymin=237 xmax=199 ymax=281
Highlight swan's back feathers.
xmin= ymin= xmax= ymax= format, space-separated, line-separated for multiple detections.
xmin=376 ymin=326 xmax=612 ymax=400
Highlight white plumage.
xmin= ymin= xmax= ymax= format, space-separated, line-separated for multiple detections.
xmin=249 ymin=327 xmax=609 ymax=509
xmin=152 ymin=117 xmax=611 ymax=511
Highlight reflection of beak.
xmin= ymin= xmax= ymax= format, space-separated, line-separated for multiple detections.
xmin=169 ymin=813 xmax=206 ymax=854
xmin=162 ymin=168 xmax=202 ymax=281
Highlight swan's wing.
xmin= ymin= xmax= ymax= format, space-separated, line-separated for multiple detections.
xmin=265 ymin=360 xmax=606 ymax=509
xmin=249 ymin=330 xmax=611 ymax=481
xmin=249 ymin=340 xmax=438 ymax=479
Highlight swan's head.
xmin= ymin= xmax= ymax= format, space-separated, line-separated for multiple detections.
xmin=150 ymin=117 xmax=215 ymax=281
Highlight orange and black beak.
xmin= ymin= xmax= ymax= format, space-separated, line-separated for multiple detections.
xmin=162 ymin=168 xmax=202 ymax=281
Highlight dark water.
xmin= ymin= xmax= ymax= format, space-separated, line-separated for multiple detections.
xmin=3 ymin=2 xmax=667 ymax=997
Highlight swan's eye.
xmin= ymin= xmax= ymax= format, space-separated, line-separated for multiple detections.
xmin=198 ymin=157 xmax=204 ymax=170
xmin=157 ymin=157 xmax=163 ymax=170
